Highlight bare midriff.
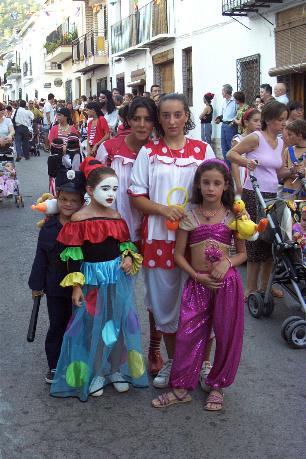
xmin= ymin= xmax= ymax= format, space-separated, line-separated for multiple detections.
xmin=189 ymin=239 xmax=231 ymax=272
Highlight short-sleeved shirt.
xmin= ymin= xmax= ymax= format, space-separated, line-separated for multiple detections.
xmin=0 ymin=118 xmax=13 ymax=138
xmin=282 ymin=145 xmax=306 ymax=192
xmin=43 ymin=101 xmax=55 ymax=125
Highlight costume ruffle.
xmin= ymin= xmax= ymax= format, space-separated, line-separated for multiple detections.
xmin=51 ymin=258 xmax=148 ymax=401
xmin=60 ymin=272 xmax=85 ymax=287
xmin=57 ymin=218 xmax=130 ymax=246
xmin=60 ymin=246 xmax=84 ymax=262
xmin=119 ymin=241 xmax=138 ymax=253
xmin=121 ymin=250 xmax=143 ymax=275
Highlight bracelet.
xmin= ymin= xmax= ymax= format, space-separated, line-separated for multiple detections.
xmin=225 ymin=256 xmax=232 ymax=268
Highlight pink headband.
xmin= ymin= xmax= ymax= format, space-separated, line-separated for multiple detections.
xmin=203 ymin=158 xmax=230 ymax=174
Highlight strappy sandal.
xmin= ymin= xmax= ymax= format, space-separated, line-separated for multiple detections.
xmin=152 ymin=390 xmax=192 ymax=409
xmin=204 ymin=390 xmax=224 ymax=412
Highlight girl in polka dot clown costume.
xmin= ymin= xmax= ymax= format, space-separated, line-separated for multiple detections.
xmin=129 ymin=93 xmax=215 ymax=388
xmin=50 ymin=157 xmax=148 ymax=401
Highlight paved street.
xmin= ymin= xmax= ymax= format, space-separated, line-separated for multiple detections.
xmin=0 ymin=154 xmax=304 ymax=459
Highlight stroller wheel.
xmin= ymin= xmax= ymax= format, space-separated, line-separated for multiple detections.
xmin=281 ymin=316 xmax=303 ymax=341
xmin=248 ymin=292 xmax=264 ymax=318
xmin=263 ymin=294 xmax=274 ymax=317
xmin=285 ymin=319 xmax=306 ymax=348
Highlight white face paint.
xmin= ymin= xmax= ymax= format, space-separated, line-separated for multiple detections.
xmin=93 ymin=176 xmax=119 ymax=207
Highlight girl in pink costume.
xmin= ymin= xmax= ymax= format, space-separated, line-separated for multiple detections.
xmin=152 ymin=159 xmax=246 ymax=411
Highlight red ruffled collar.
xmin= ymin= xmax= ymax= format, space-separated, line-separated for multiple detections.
xmin=57 ymin=218 xmax=130 ymax=246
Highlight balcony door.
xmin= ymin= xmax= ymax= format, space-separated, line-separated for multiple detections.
xmin=159 ymin=60 xmax=174 ymax=94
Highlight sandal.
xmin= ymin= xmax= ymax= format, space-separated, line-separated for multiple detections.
xmin=204 ymin=390 xmax=224 ymax=412
xmin=152 ymin=390 xmax=192 ymax=409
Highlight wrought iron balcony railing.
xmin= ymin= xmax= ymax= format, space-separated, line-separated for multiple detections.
xmin=222 ymin=0 xmax=283 ymax=16
xmin=111 ymin=0 xmax=173 ymax=55
xmin=72 ymin=30 xmax=108 ymax=63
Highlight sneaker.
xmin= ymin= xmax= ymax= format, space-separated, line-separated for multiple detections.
xmin=110 ymin=372 xmax=129 ymax=393
xmin=199 ymin=361 xmax=212 ymax=392
xmin=89 ymin=376 xmax=105 ymax=397
xmin=153 ymin=359 xmax=173 ymax=388
xmin=45 ymin=369 xmax=57 ymax=384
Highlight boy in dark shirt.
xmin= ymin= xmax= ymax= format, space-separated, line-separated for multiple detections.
xmin=29 ymin=170 xmax=85 ymax=383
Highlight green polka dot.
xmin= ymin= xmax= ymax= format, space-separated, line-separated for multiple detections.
xmin=65 ymin=361 xmax=89 ymax=388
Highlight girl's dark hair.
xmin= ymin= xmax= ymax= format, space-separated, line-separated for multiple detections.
xmin=191 ymin=161 xmax=235 ymax=209
xmin=50 ymin=137 xmax=64 ymax=155
xmin=100 ymin=89 xmax=116 ymax=114
xmin=87 ymin=166 xmax=117 ymax=188
xmin=156 ymin=93 xmax=196 ymax=137
xmin=241 ymin=108 xmax=260 ymax=129
xmin=233 ymin=91 xmax=246 ymax=103
xmin=118 ymin=104 xmax=130 ymax=129
xmin=288 ymin=101 xmax=303 ymax=112
xmin=261 ymin=101 xmax=288 ymax=130
xmin=127 ymin=96 xmax=158 ymax=128
xmin=86 ymin=102 xmax=103 ymax=118
xmin=286 ymin=119 xmax=306 ymax=140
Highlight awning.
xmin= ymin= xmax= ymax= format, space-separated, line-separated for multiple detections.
xmin=127 ymin=79 xmax=146 ymax=87
xmin=269 ymin=63 xmax=306 ymax=77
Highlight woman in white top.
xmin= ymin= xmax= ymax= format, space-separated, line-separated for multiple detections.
xmin=0 ymin=102 xmax=14 ymax=151
xmin=99 ymin=90 xmax=118 ymax=136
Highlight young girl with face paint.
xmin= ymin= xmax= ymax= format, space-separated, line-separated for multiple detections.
xmin=129 ymin=93 xmax=216 ymax=387
xmin=50 ymin=157 xmax=148 ymax=401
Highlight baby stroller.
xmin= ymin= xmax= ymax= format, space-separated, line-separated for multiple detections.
xmin=0 ymin=148 xmax=24 ymax=207
xmin=29 ymin=130 xmax=40 ymax=157
xmin=247 ymin=174 xmax=306 ymax=348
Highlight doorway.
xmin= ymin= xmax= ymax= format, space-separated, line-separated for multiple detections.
xmin=157 ymin=60 xmax=174 ymax=93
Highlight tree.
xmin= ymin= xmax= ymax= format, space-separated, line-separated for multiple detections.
xmin=0 ymin=0 xmax=41 ymax=53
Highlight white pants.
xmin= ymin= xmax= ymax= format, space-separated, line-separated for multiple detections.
xmin=143 ymin=267 xmax=187 ymax=333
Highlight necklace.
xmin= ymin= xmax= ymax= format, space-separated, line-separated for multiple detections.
xmin=165 ymin=138 xmax=188 ymax=159
xmin=201 ymin=203 xmax=224 ymax=221
xmin=59 ymin=124 xmax=70 ymax=133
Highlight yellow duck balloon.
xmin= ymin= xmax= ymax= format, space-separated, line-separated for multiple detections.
xmin=227 ymin=196 xmax=268 ymax=241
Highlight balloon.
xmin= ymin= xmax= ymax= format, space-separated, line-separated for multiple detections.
xmin=128 ymin=350 xmax=145 ymax=379
xmin=65 ymin=361 xmax=88 ymax=388
xmin=102 ymin=320 xmax=119 ymax=347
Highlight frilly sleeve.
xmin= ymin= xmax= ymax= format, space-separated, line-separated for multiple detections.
xmin=179 ymin=211 xmax=198 ymax=231
xmin=60 ymin=246 xmax=84 ymax=262
xmin=60 ymin=272 xmax=85 ymax=287
xmin=128 ymin=147 xmax=149 ymax=196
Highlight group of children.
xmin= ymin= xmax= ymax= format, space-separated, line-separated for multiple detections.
xmin=28 ymin=93 xmax=305 ymax=413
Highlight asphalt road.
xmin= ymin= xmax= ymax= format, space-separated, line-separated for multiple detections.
xmin=0 ymin=154 xmax=304 ymax=459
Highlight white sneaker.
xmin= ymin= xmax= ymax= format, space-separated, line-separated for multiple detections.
xmin=153 ymin=359 xmax=173 ymax=388
xmin=199 ymin=361 xmax=212 ymax=392
xmin=89 ymin=376 xmax=105 ymax=397
xmin=110 ymin=372 xmax=129 ymax=393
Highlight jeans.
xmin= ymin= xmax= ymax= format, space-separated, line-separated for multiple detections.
xmin=15 ymin=125 xmax=30 ymax=159
xmin=201 ymin=123 xmax=212 ymax=144
xmin=221 ymin=123 xmax=238 ymax=165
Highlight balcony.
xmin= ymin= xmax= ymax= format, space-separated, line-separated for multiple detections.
xmin=23 ymin=60 xmax=33 ymax=83
xmin=222 ymin=0 xmax=284 ymax=16
xmin=44 ymin=63 xmax=63 ymax=74
xmin=6 ymin=66 xmax=21 ymax=81
xmin=72 ymin=31 xmax=108 ymax=73
xmin=111 ymin=0 xmax=175 ymax=56
xmin=44 ymin=24 xmax=77 ymax=63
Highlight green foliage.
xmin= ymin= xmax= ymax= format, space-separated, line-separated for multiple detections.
xmin=44 ymin=30 xmax=78 ymax=55
xmin=0 ymin=0 xmax=41 ymax=53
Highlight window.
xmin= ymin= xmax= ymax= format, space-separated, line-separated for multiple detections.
xmin=182 ymin=47 xmax=193 ymax=106
xmin=236 ymin=54 xmax=260 ymax=105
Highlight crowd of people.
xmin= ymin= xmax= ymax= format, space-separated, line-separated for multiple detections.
xmin=1 ymin=79 xmax=305 ymax=411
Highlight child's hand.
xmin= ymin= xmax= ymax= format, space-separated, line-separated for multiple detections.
xmin=121 ymin=256 xmax=133 ymax=275
xmin=72 ymin=285 xmax=84 ymax=307
xmin=197 ymin=273 xmax=222 ymax=290
xmin=32 ymin=290 xmax=44 ymax=299
xmin=210 ymin=259 xmax=231 ymax=281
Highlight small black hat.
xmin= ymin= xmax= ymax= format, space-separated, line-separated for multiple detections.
xmin=55 ymin=169 xmax=86 ymax=194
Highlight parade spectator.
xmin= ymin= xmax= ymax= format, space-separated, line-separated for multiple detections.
xmin=66 ymin=102 xmax=79 ymax=129
xmin=274 ymin=82 xmax=289 ymax=105
xmin=0 ymin=102 xmax=14 ymax=151
xmin=129 ymin=93 xmax=215 ymax=388
xmin=254 ymin=95 xmax=262 ymax=111
xmin=5 ymin=105 xmax=13 ymax=119
xmin=14 ymin=100 xmax=34 ymax=161
xmin=29 ymin=100 xmax=43 ymax=145
xmin=143 ymin=92 xmax=151 ymax=99
xmin=86 ymin=101 xmax=110 ymax=155
xmin=80 ymin=95 xmax=87 ymax=111
xmin=124 ymin=93 xmax=133 ymax=105
xmin=111 ymin=88 xmax=120 ymax=103
xmin=233 ymin=91 xmax=249 ymax=134
xmin=99 ymin=90 xmax=118 ymax=134
xmin=282 ymin=119 xmax=306 ymax=198
xmin=227 ymin=100 xmax=289 ymax=300
xmin=287 ymin=101 xmax=304 ymax=124
xmin=199 ymin=92 xmax=214 ymax=144
xmin=43 ymin=93 xmax=55 ymax=151
xmin=215 ymin=84 xmax=238 ymax=162
xmin=150 ymin=84 xmax=161 ymax=99
xmin=48 ymin=108 xmax=79 ymax=144
xmin=259 ymin=84 xmax=274 ymax=105
xmin=132 ymin=88 xmax=139 ymax=98
xmin=113 ymin=94 xmax=124 ymax=108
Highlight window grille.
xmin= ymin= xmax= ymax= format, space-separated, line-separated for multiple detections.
xmin=182 ymin=47 xmax=193 ymax=106
xmin=236 ymin=54 xmax=260 ymax=105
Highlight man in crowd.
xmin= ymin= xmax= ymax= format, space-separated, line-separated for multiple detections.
xmin=111 ymin=88 xmax=120 ymax=103
xmin=274 ymin=82 xmax=289 ymax=104
xmin=14 ymin=100 xmax=34 ymax=161
xmin=259 ymin=84 xmax=274 ymax=105
xmin=215 ymin=84 xmax=237 ymax=162
xmin=150 ymin=84 xmax=161 ymax=100
xmin=43 ymin=93 xmax=55 ymax=151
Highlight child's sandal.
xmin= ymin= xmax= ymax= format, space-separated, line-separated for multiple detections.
xmin=152 ymin=390 xmax=192 ymax=408
xmin=204 ymin=390 xmax=224 ymax=412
